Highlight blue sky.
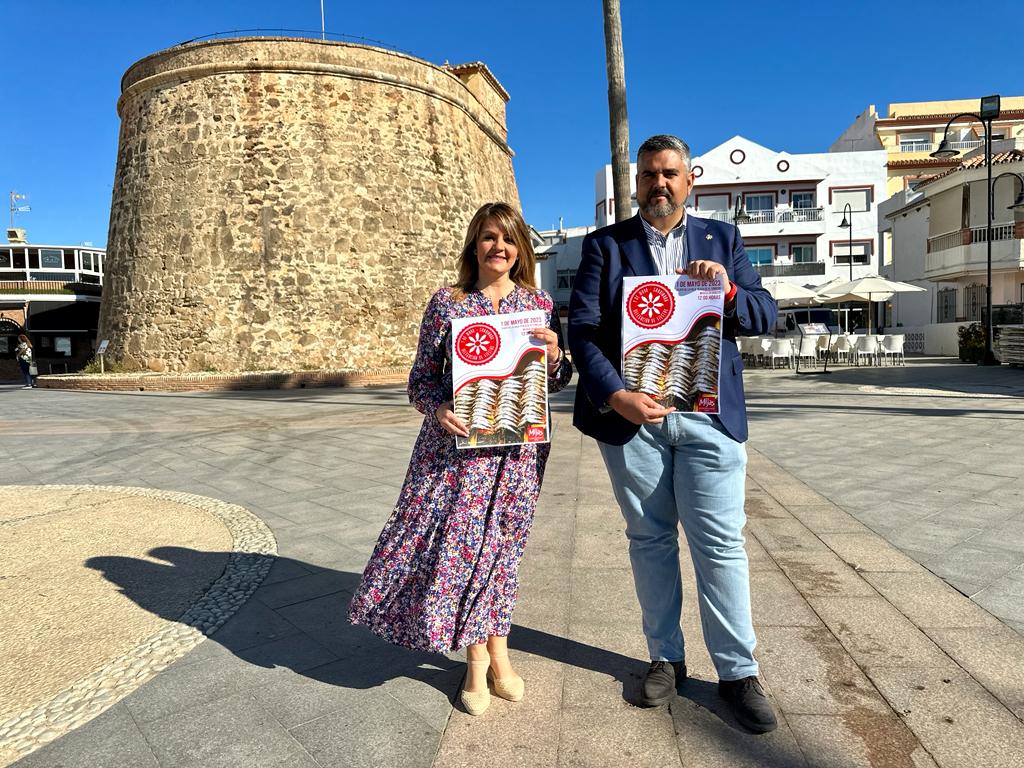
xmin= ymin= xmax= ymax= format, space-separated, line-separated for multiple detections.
xmin=5 ymin=0 xmax=1021 ymax=245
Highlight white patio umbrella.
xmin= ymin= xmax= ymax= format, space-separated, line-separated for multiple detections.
xmin=820 ymin=275 xmax=926 ymax=333
xmin=761 ymin=279 xmax=821 ymax=304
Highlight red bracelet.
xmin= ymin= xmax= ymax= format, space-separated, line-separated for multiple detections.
xmin=724 ymin=283 xmax=738 ymax=302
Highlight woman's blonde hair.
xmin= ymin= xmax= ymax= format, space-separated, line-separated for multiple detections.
xmin=452 ymin=202 xmax=537 ymax=301
xmin=17 ymin=334 xmax=32 ymax=348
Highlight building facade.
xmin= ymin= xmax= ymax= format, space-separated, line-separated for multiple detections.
xmin=875 ymin=148 xmax=1024 ymax=356
xmin=0 ymin=230 xmax=105 ymax=379
xmin=832 ymin=98 xmax=1024 ymax=197
xmin=595 ymin=136 xmax=887 ymax=289
xmin=533 ymin=225 xmax=595 ymax=309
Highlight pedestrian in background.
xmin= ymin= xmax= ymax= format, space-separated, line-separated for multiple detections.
xmin=15 ymin=334 xmax=35 ymax=389
xmin=348 ymin=202 xmax=572 ymax=716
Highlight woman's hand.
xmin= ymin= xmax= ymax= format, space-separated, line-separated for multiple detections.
xmin=530 ymin=327 xmax=562 ymax=370
xmin=435 ymin=400 xmax=470 ymax=437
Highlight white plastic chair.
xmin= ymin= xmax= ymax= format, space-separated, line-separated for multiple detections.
xmin=854 ymin=334 xmax=880 ymax=366
xmin=738 ymin=337 xmax=757 ymax=365
xmin=759 ymin=337 xmax=773 ymax=368
xmin=815 ymin=335 xmax=830 ymax=362
xmin=769 ymin=338 xmax=794 ymax=369
xmin=795 ymin=335 xmax=818 ymax=368
xmin=831 ymin=335 xmax=852 ymax=365
xmin=881 ymin=334 xmax=905 ymax=366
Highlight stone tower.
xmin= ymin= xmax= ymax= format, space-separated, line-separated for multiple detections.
xmin=100 ymin=37 xmax=519 ymax=373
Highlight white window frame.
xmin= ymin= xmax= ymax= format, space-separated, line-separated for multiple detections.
xmin=556 ymin=269 xmax=577 ymax=290
xmin=747 ymin=245 xmax=775 ymax=266
xmin=791 ymin=244 xmax=815 ymax=263
xmin=831 ymin=187 xmax=872 ymax=213
xmin=790 ymin=191 xmax=816 ymax=209
xmin=832 ymin=240 xmax=872 ymax=265
xmin=39 ymin=248 xmax=64 ymax=269
xmin=744 ymin=193 xmax=775 ymax=212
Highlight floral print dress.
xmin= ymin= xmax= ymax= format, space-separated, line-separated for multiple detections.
xmin=348 ymin=285 xmax=572 ymax=653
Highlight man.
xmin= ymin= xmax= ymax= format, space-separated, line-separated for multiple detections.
xmin=568 ymin=135 xmax=778 ymax=733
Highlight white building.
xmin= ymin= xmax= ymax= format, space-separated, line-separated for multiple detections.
xmin=595 ymin=136 xmax=888 ymax=290
xmin=879 ymin=147 xmax=1024 ymax=354
xmin=532 ymin=224 xmax=595 ymax=309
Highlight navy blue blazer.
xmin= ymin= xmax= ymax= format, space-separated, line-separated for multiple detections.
xmin=568 ymin=214 xmax=777 ymax=445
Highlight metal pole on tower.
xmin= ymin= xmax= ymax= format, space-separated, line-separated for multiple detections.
xmin=320 ymin=1 xmax=326 ymax=40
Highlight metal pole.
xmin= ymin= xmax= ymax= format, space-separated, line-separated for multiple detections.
xmin=846 ymin=203 xmax=853 ymax=332
xmin=320 ymin=1 xmax=326 ymax=40
xmin=985 ymin=118 xmax=995 ymax=364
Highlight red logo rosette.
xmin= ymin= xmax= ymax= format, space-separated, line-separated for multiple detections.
xmin=455 ymin=322 xmax=501 ymax=365
xmin=626 ymin=281 xmax=675 ymax=329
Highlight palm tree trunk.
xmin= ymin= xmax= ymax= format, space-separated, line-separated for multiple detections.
xmin=602 ymin=0 xmax=631 ymax=223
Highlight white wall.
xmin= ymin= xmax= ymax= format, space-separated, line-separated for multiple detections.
xmin=830 ymin=105 xmax=882 ymax=152
xmin=879 ymin=189 xmax=935 ymax=328
xmin=895 ymin=322 xmax=965 ymax=356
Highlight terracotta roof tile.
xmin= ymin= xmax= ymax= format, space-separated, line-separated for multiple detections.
xmin=877 ymin=109 xmax=1024 ymax=125
xmin=917 ymin=150 xmax=1024 ymax=188
xmin=886 ymin=157 xmax=960 ymax=169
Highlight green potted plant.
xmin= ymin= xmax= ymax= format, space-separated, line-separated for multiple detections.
xmin=957 ymin=322 xmax=985 ymax=363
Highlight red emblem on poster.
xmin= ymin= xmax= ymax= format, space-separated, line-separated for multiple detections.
xmin=626 ymin=281 xmax=675 ymax=329
xmin=455 ymin=323 xmax=501 ymax=365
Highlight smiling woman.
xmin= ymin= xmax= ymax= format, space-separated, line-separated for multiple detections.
xmin=347 ymin=201 xmax=572 ymax=717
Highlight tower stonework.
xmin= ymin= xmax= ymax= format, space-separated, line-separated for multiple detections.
xmin=100 ymin=38 xmax=519 ymax=373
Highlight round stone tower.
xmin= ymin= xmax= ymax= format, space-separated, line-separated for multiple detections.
xmin=100 ymin=37 xmax=519 ymax=373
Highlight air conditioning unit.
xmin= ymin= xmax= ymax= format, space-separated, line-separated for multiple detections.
xmin=6 ymin=228 xmax=26 ymax=244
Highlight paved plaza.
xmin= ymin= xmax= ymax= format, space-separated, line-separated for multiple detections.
xmin=2 ymin=359 xmax=1024 ymax=767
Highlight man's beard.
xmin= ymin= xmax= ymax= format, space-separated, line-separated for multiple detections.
xmin=642 ymin=190 xmax=680 ymax=218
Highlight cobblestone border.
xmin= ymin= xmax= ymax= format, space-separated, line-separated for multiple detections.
xmin=0 ymin=485 xmax=278 ymax=764
xmin=35 ymin=367 xmax=410 ymax=392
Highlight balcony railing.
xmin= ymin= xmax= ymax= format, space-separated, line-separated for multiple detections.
xmin=897 ymin=140 xmax=983 ymax=153
xmin=927 ymin=222 xmax=1022 ymax=253
xmin=695 ymin=206 xmax=824 ymax=225
xmin=754 ymin=261 xmax=827 ymax=277
xmin=0 ymin=268 xmax=103 ymax=286
xmin=0 ymin=279 xmax=102 ymax=296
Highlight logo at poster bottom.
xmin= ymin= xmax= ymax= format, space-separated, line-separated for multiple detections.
xmin=455 ymin=322 xmax=501 ymax=365
xmin=626 ymin=282 xmax=675 ymax=329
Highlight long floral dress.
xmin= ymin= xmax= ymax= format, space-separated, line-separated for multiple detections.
xmin=348 ymin=285 xmax=572 ymax=653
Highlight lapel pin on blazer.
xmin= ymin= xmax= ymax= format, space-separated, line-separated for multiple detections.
xmin=705 ymin=233 xmax=713 ymax=240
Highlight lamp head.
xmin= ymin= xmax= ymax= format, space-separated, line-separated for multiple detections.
xmin=838 ymin=216 xmax=850 ymax=229
xmin=733 ymin=198 xmax=751 ymax=224
xmin=930 ymin=139 xmax=959 ymax=159
xmin=1009 ymin=189 xmax=1024 ymax=210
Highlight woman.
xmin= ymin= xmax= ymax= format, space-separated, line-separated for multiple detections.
xmin=348 ymin=202 xmax=572 ymax=715
xmin=15 ymin=334 xmax=34 ymax=389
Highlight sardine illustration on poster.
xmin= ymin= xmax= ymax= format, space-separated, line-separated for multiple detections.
xmin=452 ymin=310 xmax=549 ymax=448
xmin=621 ymin=276 xmax=724 ymax=414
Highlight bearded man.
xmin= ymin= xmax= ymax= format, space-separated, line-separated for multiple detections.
xmin=568 ymin=134 xmax=778 ymax=733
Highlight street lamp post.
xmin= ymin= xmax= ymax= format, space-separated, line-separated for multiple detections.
xmin=931 ymin=95 xmax=1002 ymax=365
xmin=838 ymin=202 xmax=854 ymax=331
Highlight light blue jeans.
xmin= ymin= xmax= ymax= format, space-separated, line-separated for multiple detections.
xmin=598 ymin=413 xmax=758 ymax=681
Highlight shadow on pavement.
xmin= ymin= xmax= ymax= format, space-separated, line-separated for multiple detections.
xmin=85 ymin=546 xmax=748 ymax=733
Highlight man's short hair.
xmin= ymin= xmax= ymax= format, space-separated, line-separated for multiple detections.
xmin=637 ymin=135 xmax=691 ymax=171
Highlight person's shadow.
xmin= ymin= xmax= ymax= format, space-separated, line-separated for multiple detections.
xmin=85 ymin=547 xmax=728 ymax=721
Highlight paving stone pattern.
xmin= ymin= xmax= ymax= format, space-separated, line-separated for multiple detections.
xmin=2 ymin=359 xmax=1023 ymax=767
